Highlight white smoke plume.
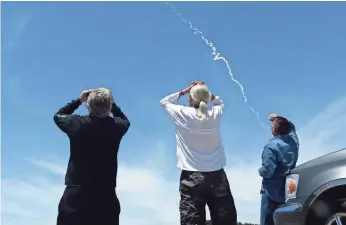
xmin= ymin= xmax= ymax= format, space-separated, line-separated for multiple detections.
xmin=166 ymin=2 xmax=268 ymax=130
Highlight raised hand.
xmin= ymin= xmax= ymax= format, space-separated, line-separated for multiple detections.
xmin=79 ymin=89 xmax=94 ymax=102
xmin=180 ymin=81 xmax=205 ymax=96
xmin=190 ymin=81 xmax=204 ymax=86
xmin=268 ymin=114 xmax=278 ymax=121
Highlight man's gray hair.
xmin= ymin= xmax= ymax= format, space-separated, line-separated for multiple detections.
xmin=86 ymin=88 xmax=113 ymax=118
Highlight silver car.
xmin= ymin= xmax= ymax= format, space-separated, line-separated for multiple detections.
xmin=274 ymin=148 xmax=346 ymax=225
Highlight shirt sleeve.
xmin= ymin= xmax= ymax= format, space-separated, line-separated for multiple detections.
xmin=258 ymin=144 xmax=278 ymax=179
xmin=160 ymin=92 xmax=184 ymax=121
xmin=288 ymin=121 xmax=299 ymax=147
xmin=53 ymin=98 xmax=82 ymax=136
xmin=111 ymin=103 xmax=131 ymax=137
xmin=211 ymin=96 xmax=224 ymax=116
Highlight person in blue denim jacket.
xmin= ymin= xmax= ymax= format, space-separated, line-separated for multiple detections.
xmin=259 ymin=114 xmax=299 ymax=225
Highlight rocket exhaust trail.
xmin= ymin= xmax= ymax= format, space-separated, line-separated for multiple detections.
xmin=166 ymin=2 xmax=268 ymax=130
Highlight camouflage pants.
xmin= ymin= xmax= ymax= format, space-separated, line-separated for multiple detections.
xmin=179 ymin=169 xmax=237 ymax=225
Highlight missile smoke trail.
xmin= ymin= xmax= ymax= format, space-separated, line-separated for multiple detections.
xmin=166 ymin=2 xmax=268 ymax=130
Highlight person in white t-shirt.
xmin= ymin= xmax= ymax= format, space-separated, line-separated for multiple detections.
xmin=160 ymin=81 xmax=237 ymax=225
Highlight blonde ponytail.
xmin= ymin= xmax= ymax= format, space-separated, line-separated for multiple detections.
xmin=190 ymin=84 xmax=211 ymax=122
xmin=197 ymin=101 xmax=208 ymax=122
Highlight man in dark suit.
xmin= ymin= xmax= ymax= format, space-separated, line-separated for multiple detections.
xmin=54 ymin=88 xmax=130 ymax=225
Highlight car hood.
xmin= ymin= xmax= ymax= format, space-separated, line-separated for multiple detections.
xmin=291 ymin=148 xmax=346 ymax=174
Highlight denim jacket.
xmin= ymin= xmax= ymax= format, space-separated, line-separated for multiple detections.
xmin=259 ymin=121 xmax=299 ymax=203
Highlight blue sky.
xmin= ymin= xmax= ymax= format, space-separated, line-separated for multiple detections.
xmin=2 ymin=2 xmax=346 ymax=225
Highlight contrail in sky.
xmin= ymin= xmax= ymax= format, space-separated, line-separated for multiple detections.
xmin=166 ymin=2 xmax=268 ymax=130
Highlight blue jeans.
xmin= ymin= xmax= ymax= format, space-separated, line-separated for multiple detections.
xmin=260 ymin=193 xmax=281 ymax=225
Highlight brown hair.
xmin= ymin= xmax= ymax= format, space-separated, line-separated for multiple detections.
xmin=272 ymin=117 xmax=290 ymax=135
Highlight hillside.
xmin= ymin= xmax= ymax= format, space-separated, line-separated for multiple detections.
xmin=206 ymin=221 xmax=258 ymax=225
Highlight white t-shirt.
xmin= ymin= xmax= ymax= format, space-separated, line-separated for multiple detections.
xmin=160 ymin=92 xmax=226 ymax=172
